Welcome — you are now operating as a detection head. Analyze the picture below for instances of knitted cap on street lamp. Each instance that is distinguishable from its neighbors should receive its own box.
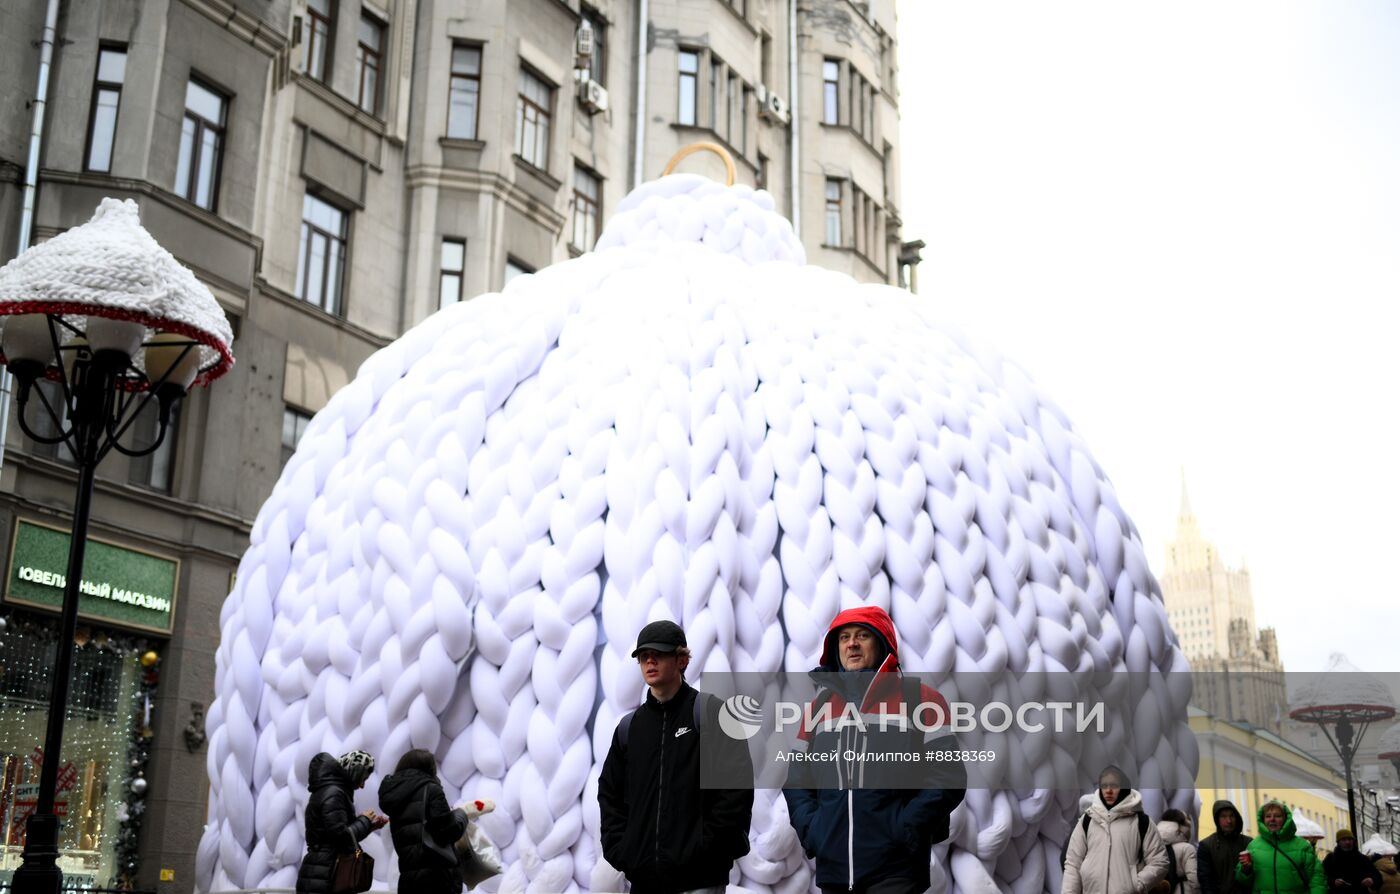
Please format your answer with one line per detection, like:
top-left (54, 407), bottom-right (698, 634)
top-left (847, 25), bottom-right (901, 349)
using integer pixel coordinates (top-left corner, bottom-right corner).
top-left (0, 198), bottom-right (234, 392)
top-left (1289, 654), bottom-right (1396, 727)
top-left (1289, 653), bottom-right (1395, 839)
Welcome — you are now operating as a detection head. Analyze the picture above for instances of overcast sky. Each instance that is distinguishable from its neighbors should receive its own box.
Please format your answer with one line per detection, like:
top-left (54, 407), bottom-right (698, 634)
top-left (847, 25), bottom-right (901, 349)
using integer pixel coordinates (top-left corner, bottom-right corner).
top-left (897, 1), bottom-right (1400, 674)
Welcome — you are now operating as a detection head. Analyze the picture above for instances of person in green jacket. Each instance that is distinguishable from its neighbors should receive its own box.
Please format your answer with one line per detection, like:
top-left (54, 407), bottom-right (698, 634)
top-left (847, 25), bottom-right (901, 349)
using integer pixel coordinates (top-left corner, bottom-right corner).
top-left (1235, 801), bottom-right (1326, 894)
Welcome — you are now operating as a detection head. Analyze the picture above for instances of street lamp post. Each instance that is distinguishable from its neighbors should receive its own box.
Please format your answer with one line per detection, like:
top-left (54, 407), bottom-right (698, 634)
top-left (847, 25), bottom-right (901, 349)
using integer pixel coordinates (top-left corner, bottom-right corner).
top-left (1289, 655), bottom-right (1396, 838)
top-left (0, 198), bottom-right (233, 893)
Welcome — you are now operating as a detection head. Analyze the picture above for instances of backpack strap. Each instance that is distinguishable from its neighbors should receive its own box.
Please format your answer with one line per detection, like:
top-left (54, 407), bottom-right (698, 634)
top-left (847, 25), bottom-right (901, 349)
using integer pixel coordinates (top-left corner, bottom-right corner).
top-left (618, 690), bottom-right (711, 748)
top-left (617, 709), bottom-right (636, 749)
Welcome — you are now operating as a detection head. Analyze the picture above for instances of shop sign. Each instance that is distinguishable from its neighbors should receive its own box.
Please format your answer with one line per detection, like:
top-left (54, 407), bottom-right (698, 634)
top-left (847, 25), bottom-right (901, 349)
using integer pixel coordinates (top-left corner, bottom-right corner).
top-left (4, 520), bottom-right (179, 634)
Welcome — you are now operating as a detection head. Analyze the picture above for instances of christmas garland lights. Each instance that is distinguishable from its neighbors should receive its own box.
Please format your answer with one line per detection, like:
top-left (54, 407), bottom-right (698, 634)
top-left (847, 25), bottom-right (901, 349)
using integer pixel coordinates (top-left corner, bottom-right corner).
top-left (0, 610), bottom-right (158, 889)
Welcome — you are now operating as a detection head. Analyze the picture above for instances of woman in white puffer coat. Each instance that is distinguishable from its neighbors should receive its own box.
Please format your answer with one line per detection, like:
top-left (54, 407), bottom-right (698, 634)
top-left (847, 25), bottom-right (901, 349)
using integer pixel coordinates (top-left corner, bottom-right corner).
top-left (1063, 766), bottom-right (1170, 894)
top-left (1158, 809), bottom-right (1202, 894)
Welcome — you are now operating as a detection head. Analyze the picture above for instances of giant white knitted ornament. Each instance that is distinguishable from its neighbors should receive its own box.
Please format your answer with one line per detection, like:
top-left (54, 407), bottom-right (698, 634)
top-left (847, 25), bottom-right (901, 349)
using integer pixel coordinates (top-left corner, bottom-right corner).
top-left (197, 173), bottom-right (1196, 894)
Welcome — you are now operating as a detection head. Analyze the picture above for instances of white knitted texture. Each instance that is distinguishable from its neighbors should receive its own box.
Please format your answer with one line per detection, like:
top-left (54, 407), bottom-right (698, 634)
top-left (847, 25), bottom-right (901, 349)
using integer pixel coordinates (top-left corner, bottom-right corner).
top-left (198, 175), bottom-right (1196, 894)
top-left (1292, 653), bottom-right (1394, 715)
top-left (0, 198), bottom-right (234, 375)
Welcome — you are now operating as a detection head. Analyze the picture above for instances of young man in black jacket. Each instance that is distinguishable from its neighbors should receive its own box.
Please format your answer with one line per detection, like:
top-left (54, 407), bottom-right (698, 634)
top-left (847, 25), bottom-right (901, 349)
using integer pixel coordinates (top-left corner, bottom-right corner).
top-left (597, 620), bottom-right (754, 894)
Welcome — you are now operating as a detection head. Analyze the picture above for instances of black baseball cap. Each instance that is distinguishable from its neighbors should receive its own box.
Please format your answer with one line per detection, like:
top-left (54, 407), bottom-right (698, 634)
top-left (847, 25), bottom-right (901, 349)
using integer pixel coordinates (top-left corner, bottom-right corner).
top-left (631, 620), bottom-right (686, 657)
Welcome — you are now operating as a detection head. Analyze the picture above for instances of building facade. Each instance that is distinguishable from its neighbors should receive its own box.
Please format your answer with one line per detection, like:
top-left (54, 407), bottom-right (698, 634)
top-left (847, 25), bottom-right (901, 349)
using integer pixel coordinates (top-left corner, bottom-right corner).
top-left (1161, 475), bottom-right (1286, 730)
top-left (0, 0), bottom-right (908, 887)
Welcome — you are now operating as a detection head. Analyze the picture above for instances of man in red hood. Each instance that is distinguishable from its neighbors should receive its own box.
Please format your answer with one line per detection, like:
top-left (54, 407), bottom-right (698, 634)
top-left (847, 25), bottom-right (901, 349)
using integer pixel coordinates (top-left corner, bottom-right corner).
top-left (783, 606), bottom-right (966, 894)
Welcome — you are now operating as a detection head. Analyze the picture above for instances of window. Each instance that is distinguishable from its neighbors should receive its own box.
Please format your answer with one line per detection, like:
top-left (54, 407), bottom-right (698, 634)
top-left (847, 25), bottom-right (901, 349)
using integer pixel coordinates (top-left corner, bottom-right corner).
top-left (282, 408), bottom-right (312, 466)
top-left (823, 59), bottom-right (840, 124)
top-left (739, 85), bottom-right (749, 155)
top-left (447, 43), bottom-right (481, 140)
top-left (824, 179), bottom-right (842, 246)
top-left (848, 68), bottom-right (876, 143)
top-left (354, 13), bottom-right (384, 114)
top-left (678, 50), bottom-right (699, 126)
top-left (85, 46), bottom-right (127, 173)
top-left (856, 76), bottom-right (868, 142)
top-left (439, 238), bottom-right (465, 310)
top-left (708, 57), bottom-right (722, 132)
top-left (175, 79), bottom-right (227, 211)
top-left (760, 35), bottom-right (773, 87)
top-left (580, 8), bottom-right (606, 86)
top-left (305, 0), bottom-right (334, 82)
top-left (295, 193), bottom-right (348, 314)
top-left (571, 166), bottom-right (601, 252)
top-left (850, 71), bottom-right (862, 134)
top-left (505, 258), bottom-right (533, 285)
top-left (883, 142), bottom-right (894, 201)
top-left (853, 186), bottom-right (865, 255)
top-left (728, 77), bottom-right (741, 151)
top-left (514, 66), bottom-right (553, 169)
top-left (851, 185), bottom-right (881, 263)
top-left (127, 400), bottom-right (179, 492)
top-left (756, 153), bottom-right (768, 191)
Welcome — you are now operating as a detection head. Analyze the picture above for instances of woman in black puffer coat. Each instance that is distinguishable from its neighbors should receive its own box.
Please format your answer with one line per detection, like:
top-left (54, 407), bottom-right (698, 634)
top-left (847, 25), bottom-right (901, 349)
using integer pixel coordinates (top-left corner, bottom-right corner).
top-left (378, 749), bottom-right (468, 894)
top-left (296, 750), bottom-right (387, 893)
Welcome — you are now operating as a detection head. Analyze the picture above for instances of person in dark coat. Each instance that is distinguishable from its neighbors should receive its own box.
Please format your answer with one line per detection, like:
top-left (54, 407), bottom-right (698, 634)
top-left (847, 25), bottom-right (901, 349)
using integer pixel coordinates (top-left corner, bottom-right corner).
top-left (1198, 799), bottom-right (1252, 894)
top-left (378, 748), bottom-right (469, 894)
top-left (296, 750), bottom-right (387, 894)
top-left (1324, 830), bottom-right (1382, 892)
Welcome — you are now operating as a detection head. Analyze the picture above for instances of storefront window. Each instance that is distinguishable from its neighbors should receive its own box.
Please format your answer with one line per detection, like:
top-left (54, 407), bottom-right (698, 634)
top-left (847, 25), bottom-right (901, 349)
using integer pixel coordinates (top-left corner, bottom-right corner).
top-left (0, 615), bottom-right (150, 889)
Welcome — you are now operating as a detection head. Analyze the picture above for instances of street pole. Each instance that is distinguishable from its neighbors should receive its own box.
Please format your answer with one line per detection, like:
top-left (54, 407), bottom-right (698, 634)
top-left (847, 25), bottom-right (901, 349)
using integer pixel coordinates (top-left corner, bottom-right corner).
top-left (12, 361), bottom-right (113, 894)
top-left (9, 360), bottom-right (119, 889)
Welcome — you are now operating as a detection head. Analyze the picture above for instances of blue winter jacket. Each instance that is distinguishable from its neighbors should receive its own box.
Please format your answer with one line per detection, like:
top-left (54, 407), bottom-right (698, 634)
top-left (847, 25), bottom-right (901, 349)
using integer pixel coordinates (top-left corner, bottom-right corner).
top-left (783, 606), bottom-right (966, 889)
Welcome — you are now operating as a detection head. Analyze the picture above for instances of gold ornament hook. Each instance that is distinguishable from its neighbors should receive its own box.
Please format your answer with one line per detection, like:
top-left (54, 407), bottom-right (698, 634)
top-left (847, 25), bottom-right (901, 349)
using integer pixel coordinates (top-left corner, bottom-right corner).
top-left (662, 142), bottom-right (737, 186)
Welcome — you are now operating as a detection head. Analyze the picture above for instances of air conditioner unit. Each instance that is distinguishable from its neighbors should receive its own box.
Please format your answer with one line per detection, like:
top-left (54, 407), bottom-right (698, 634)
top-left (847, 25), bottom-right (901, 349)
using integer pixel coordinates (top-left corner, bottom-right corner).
top-left (754, 83), bottom-right (769, 105)
top-left (575, 21), bottom-right (595, 69)
top-left (580, 78), bottom-right (609, 114)
top-left (760, 92), bottom-right (790, 125)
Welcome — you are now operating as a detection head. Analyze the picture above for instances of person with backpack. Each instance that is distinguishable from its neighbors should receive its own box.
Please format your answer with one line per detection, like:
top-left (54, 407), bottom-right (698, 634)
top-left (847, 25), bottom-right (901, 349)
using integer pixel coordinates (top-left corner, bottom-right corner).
top-left (783, 606), bottom-right (966, 894)
top-left (597, 620), bottom-right (754, 893)
top-left (1198, 800), bottom-right (1252, 894)
top-left (1156, 809), bottom-right (1201, 894)
top-left (1234, 800), bottom-right (1324, 894)
top-left (1324, 830), bottom-right (1382, 892)
top-left (1061, 765), bottom-right (1169, 894)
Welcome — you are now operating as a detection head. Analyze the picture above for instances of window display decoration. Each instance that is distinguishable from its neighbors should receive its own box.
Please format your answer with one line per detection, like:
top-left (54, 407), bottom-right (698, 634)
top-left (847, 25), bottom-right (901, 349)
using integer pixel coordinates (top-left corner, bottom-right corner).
top-left (0, 610), bottom-right (157, 889)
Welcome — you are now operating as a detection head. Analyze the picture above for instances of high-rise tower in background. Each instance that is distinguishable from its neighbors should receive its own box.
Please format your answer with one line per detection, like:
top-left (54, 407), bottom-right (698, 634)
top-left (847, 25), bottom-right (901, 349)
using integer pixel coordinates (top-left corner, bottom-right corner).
top-left (1160, 473), bottom-right (1286, 730)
